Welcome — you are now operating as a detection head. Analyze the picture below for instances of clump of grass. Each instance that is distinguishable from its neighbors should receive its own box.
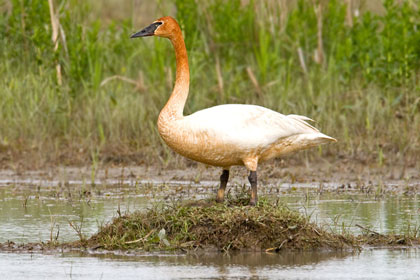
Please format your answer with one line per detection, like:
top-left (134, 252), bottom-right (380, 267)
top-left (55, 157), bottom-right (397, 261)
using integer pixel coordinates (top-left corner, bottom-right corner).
top-left (87, 196), bottom-right (358, 252)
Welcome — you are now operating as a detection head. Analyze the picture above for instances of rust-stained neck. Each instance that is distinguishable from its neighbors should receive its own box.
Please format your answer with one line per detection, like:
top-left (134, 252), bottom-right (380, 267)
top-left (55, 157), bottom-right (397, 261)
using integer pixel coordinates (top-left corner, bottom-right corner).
top-left (159, 20), bottom-right (189, 120)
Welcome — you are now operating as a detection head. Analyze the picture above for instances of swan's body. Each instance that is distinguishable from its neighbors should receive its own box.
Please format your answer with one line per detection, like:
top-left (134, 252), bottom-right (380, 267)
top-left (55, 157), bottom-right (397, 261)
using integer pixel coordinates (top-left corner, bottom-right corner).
top-left (132, 16), bottom-right (336, 205)
top-left (158, 104), bottom-right (334, 168)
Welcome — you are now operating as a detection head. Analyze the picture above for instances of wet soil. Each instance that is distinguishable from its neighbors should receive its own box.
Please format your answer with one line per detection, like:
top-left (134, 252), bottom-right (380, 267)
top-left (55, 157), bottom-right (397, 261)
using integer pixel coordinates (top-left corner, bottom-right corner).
top-left (1, 159), bottom-right (419, 192)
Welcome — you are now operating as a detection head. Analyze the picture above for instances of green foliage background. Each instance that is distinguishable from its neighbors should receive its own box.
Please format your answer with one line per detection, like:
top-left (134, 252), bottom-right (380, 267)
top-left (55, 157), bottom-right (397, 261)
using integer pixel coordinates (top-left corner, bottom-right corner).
top-left (0, 0), bottom-right (419, 167)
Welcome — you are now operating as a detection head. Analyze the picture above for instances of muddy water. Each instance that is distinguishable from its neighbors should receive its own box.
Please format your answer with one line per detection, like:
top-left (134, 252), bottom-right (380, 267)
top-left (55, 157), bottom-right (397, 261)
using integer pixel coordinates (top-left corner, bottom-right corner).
top-left (1, 180), bottom-right (420, 279)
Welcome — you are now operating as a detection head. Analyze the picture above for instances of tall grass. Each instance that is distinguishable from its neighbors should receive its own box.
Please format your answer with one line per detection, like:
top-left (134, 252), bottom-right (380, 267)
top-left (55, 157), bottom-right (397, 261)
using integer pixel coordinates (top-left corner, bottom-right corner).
top-left (0, 0), bottom-right (419, 168)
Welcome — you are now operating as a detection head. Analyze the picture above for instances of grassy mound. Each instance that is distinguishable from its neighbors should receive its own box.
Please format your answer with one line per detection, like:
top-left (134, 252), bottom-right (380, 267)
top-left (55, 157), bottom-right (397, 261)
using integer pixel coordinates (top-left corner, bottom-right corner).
top-left (87, 198), bottom-right (358, 252)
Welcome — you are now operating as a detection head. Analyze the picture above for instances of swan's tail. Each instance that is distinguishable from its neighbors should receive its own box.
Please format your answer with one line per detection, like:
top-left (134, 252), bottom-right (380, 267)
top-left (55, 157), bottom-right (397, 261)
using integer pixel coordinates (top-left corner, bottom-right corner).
top-left (313, 132), bottom-right (337, 144)
top-left (292, 132), bottom-right (337, 152)
top-left (287, 114), bottom-right (337, 144)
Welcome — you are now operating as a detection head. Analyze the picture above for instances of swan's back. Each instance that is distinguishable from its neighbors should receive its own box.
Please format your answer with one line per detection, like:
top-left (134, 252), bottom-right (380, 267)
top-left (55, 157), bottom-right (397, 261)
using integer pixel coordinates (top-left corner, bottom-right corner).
top-left (183, 104), bottom-right (334, 151)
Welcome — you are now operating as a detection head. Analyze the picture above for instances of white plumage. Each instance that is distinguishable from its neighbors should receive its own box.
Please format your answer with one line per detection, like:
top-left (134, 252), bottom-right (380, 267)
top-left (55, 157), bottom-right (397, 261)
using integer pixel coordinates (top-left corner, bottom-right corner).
top-left (186, 104), bottom-right (333, 150)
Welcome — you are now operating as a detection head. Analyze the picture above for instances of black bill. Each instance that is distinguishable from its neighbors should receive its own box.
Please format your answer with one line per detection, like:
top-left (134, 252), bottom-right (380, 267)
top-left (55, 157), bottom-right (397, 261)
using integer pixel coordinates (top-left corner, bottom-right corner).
top-left (130, 22), bottom-right (162, 38)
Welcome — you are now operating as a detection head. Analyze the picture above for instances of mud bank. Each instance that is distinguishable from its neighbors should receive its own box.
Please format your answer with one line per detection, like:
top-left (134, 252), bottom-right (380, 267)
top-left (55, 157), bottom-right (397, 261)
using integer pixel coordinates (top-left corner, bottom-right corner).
top-left (1, 159), bottom-right (419, 193)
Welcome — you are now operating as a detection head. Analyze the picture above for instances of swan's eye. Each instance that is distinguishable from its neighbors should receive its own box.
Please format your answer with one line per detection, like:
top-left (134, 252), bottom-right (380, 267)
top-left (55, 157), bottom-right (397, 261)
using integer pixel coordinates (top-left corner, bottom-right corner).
top-left (153, 22), bottom-right (163, 31)
top-left (150, 22), bottom-right (163, 31)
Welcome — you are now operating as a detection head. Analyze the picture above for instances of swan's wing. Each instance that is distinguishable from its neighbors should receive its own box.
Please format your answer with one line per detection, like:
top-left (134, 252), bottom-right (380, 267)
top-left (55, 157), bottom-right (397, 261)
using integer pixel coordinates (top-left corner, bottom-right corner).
top-left (183, 104), bottom-right (332, 149)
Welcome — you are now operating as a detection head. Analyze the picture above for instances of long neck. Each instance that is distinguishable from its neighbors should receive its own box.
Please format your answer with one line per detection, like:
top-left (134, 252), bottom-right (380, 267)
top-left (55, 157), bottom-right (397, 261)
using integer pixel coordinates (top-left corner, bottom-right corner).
top-left (161, 31), bottom-right (189, 119)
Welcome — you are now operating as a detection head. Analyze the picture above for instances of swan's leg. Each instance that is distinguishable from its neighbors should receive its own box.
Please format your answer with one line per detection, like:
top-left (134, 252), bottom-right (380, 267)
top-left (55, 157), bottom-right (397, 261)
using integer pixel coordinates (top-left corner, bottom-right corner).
top-left (216, 169), bottom-right (229, 203)
top-left (248, 171), bottom-right (258, 206)
top-left (243, 157), bottom-right (259, 206)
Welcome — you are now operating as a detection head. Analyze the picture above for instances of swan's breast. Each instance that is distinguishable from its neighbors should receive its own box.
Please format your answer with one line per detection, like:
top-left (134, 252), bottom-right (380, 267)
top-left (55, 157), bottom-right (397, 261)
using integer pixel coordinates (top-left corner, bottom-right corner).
top-left (157, 114), bottom-right (244, 167)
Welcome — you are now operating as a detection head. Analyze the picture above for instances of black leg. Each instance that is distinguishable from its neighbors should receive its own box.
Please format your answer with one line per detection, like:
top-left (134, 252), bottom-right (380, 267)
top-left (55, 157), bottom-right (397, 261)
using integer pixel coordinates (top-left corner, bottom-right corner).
top-left (248, 171), bottom-right (258, 206)
top-left (216, 169), bottom-right (229, 203)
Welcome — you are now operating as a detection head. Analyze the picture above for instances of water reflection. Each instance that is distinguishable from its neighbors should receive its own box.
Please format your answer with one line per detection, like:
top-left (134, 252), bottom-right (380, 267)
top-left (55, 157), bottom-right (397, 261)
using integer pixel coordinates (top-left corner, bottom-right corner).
top-left (303, 195), bottom-right (420, 234)
top-left (0, 185), bottom-right (149, 243)
top-left (84, 250), bottom-right (354, 279)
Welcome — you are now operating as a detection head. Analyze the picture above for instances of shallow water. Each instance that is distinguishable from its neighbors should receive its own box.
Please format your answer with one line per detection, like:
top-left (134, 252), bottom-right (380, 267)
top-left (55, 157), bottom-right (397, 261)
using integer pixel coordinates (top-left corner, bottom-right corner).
top-left (1, 180), bottom-right (419, 279)
top-left (1, 249), bottom-right (420, 279)
top-left (0, 181), bottom-right (419, 243)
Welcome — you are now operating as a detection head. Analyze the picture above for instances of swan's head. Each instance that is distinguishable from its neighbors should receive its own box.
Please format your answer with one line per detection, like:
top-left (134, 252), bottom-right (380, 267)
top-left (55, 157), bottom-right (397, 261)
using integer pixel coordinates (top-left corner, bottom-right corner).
top-left (130, 16), bottom-right (180, 39)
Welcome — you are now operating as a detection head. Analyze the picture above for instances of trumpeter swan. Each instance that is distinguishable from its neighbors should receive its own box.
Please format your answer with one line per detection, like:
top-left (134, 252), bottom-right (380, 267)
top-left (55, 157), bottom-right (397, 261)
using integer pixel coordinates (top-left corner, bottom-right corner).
top-left (131, 16), bottom-right (336, 205)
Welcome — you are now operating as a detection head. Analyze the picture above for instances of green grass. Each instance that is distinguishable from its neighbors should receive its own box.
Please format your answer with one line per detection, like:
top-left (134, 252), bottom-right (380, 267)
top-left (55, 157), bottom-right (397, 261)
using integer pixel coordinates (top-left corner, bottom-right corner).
top-left (86, 196), bottom-right (359, 251)
top-left (0, 0), bottom-right (419, 168)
